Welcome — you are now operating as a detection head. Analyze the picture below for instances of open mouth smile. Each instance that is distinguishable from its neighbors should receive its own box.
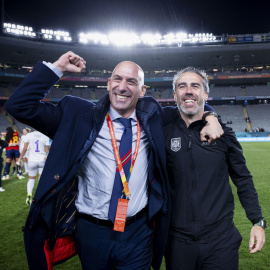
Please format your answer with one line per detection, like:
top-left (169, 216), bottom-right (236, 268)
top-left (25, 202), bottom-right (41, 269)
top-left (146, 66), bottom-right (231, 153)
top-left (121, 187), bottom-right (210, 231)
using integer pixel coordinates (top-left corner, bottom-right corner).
top-left (184, 99), bottom-right (195, 104)
top-left (115, 94), bottom-right (129, 100)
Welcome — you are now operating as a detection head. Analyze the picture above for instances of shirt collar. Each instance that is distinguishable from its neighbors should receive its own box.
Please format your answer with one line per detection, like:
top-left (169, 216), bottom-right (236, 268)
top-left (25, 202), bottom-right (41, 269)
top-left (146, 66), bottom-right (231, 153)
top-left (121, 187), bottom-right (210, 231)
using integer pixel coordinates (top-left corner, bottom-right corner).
top-left (109, 106), bottom-right (136, 122)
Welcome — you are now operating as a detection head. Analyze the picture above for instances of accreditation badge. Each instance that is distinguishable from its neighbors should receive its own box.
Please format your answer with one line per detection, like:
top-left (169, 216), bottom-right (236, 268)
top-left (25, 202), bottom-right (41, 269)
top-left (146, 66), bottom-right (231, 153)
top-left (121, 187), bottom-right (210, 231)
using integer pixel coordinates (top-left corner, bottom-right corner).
top-left (113, 198), bottom-right (129, 232)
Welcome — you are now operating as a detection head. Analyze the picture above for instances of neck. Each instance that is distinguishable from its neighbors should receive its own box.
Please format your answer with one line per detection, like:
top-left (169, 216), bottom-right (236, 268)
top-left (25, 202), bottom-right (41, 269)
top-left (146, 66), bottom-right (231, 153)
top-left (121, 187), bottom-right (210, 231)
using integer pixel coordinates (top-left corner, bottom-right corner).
top-left (119, 112), bottom-right (133, 119)
top-left (110, 105), bottom-right (135, 119)
top-left (180, 110), bottom-right (204, 127)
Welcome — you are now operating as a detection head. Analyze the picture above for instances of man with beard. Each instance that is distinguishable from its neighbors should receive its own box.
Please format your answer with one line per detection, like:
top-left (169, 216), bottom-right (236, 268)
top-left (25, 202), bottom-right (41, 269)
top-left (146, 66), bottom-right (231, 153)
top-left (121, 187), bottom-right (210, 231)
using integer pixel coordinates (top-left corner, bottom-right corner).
top-left (6, 53), bottom-right (222, 270)
top-left (164, 67), bottom-right (266, 270)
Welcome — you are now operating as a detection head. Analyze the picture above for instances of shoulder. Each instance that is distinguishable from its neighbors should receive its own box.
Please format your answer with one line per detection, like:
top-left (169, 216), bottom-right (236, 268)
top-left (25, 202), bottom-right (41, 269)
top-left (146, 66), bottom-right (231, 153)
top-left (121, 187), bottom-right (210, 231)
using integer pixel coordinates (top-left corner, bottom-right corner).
top-left (163, 106), bottom-right (179, 126)
top-left (58, 95), bottom-right (96, 112)
top-left (140, 96), bottom-right (162, 108)
top-left (141, 96), bottom-right (159, 103)
top-left (219, 124), bottom-right (240, 146)
top-left (25, 132), bottom-right (33, 140)
top-left (136, 96), bottom-right (163, 117)
top-left (222, 124), bottom-right (236, 137)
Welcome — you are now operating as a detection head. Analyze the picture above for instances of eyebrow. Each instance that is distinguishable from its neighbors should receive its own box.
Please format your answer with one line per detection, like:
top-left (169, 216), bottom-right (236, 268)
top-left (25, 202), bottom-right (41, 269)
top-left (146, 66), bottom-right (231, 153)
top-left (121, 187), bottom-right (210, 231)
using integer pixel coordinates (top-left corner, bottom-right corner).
top-left (113, 74), bottom-right (138, 85)
top-left (177, 82), bottom-right (201, 87)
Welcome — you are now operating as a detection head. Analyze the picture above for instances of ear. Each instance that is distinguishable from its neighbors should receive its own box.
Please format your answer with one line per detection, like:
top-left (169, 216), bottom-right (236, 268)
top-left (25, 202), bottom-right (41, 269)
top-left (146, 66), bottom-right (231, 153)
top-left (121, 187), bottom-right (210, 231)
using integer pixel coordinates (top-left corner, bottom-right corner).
top-left (139, 85), bottom-right (147, 97)
top-left (204, 91), bottom-right (209, 102)
top-left (173, 91), bottom-right (177, 103)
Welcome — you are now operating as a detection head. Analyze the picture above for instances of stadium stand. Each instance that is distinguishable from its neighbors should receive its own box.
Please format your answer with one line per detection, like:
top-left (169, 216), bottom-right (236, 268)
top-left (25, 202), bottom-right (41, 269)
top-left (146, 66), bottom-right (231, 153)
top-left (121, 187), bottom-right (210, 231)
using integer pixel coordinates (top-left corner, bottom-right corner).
top-left (6, 85), bottom-right (16, 95)
top-left (45, 87), bottom-right (65, 99)
top-left (245, 85), bottom-right (270, 96)
top-left (1, 29), bottom-right (270, 137)
top-left (95, 88), bottom-right (109, 99)
top-left (246, 104), bottom-right (270, 131)
top-left (0, 87), bottom-right (7, 97)
top-left (209, 86), bottom-right (243, 98)
top-left (212, 105), bottom-right (248, 132)
top-left (159, 88), bottom-right (173, 99)
top-left (0, 112), bottom-right (11, 132)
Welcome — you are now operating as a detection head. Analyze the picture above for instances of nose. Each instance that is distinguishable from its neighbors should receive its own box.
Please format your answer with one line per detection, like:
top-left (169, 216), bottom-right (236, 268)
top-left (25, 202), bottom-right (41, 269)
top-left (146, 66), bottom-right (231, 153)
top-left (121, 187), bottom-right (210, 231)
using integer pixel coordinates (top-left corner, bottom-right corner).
top-left (186, 85), bottom-right (192, 94)
top-left (118, 80), bottom-right (127, 91)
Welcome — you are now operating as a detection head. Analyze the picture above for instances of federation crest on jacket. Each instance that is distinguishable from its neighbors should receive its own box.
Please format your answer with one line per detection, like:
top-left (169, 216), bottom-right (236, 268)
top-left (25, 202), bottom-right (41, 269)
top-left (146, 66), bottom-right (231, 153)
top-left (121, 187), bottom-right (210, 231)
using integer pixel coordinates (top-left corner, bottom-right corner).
top-left (171, 137), bottom-right (181, 152)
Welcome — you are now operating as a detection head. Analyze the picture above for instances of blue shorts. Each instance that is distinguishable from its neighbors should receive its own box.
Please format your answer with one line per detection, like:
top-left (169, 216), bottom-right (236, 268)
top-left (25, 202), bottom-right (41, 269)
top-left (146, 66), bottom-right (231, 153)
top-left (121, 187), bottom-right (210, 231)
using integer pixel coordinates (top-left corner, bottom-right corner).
top-left (6, 149), bottom-right (20, 159)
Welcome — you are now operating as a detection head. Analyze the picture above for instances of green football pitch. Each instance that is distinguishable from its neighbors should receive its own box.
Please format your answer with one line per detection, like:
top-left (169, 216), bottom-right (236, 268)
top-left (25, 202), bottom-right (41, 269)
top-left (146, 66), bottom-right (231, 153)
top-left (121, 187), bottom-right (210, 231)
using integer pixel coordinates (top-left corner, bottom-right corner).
top-left (0, 142), bottom-right (269, 269)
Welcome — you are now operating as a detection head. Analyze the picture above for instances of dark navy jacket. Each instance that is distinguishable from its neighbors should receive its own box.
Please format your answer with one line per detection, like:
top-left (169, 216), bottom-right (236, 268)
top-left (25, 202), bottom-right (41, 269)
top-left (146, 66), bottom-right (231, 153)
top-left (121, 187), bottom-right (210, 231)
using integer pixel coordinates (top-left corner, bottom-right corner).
top-left (5, 63), bottom-right (170, 269)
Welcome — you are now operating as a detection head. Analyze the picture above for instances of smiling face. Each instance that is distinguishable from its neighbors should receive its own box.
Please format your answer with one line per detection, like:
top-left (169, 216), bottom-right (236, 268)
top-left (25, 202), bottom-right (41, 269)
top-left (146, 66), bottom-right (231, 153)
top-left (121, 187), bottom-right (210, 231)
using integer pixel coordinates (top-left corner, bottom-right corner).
top-left (107, 61), bottom-right (146, 118)
top-left (174, 72), bottom-right (208, 121)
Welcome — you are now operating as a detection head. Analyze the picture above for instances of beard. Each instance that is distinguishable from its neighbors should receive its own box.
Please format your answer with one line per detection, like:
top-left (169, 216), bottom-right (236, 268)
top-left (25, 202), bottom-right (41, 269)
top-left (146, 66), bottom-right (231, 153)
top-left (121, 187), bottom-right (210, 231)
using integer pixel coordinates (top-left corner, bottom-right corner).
top-left (176, 94), bottom-right (205, 116)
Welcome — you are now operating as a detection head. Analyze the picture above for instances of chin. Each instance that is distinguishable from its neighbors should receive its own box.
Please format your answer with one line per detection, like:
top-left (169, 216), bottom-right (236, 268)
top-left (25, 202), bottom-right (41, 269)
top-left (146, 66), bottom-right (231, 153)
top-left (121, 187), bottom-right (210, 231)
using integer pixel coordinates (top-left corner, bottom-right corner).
top-left (179, 106), bottom-right (198, 116)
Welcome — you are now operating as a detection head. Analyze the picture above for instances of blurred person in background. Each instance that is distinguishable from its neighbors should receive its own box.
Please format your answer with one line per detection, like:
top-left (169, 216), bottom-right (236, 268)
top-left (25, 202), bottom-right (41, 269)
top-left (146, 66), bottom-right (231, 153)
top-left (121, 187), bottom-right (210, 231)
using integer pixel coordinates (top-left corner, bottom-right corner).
top-left (18, 130), bottom-right (50, 206)
top-left (20, 127), bottom-right (32, 175)
top-left (2, 127), bottom-right (24, 180)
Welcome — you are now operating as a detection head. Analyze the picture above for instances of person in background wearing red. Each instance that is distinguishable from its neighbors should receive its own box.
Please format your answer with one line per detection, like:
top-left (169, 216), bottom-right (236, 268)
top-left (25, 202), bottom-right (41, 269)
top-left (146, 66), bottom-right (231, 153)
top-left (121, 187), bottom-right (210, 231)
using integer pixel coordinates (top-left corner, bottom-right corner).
top-left (2, 127), bottom-right (24, 180)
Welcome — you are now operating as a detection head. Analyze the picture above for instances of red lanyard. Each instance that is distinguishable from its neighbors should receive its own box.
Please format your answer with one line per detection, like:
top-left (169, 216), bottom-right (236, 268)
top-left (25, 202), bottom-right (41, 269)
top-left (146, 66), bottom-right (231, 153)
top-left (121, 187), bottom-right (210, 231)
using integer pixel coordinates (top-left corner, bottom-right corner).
top-left (106, 112), bottom-right (141, 199)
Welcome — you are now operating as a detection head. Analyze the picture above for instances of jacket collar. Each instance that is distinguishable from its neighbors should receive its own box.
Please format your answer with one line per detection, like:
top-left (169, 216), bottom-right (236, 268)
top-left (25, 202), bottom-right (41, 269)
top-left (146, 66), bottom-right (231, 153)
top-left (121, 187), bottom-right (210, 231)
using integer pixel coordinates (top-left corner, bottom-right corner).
top-left (136, 97), bottom-right (160, 123)
top-left (92, 94), bottom-right (159, 124)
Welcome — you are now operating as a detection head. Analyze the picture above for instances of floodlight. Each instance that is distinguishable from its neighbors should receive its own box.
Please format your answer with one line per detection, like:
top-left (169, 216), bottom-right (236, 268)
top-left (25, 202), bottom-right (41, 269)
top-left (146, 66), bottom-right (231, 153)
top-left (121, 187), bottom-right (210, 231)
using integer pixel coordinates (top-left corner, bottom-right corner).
top-left (141, 33), bottom-right (162, 45)
top-left (41, 27), bottom-right (71, 42)
top-left (64, 36), bottom-right (72, 41)
top-left (79, 33), bottom-right (88, 44)
top-left (108, 31), bottom-right (140, 46)
top-left (176, 32), bottom-right (187, 40)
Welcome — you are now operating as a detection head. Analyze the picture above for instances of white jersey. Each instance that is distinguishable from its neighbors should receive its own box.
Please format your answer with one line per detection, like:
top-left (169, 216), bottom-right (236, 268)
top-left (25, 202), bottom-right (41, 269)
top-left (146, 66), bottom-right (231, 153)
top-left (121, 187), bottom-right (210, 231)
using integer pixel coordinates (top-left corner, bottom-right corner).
top-left (20, 134), bottom-right (29, 157)
top-left (20, 135), bottom-right (26, 152)
top-left (25, 131), bottom-right (50, 161)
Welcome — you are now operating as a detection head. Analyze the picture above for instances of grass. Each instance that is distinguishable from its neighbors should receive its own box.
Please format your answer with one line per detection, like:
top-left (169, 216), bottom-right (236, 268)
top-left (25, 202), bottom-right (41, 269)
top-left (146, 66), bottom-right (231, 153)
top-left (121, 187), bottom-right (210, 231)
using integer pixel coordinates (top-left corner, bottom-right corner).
top-left (0, 142), bottom-right (269, 269)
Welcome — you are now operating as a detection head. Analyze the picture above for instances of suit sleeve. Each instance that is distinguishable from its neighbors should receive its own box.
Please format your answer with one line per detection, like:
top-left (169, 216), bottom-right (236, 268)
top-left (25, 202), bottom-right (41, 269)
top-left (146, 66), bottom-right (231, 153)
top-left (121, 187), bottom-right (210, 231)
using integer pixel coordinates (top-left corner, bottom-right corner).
top-left (223, 127), bottom-right (263, 224)
top-left (5, 62), bottom-right (64, 139)
top-left (204, 103), bottom-right (215, 112)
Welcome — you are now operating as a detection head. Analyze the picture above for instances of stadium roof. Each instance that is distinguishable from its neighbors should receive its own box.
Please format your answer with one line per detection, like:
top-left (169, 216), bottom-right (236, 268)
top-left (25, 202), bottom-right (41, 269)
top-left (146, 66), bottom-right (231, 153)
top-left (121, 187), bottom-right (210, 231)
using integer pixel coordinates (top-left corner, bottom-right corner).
top-left (1, 35), bottom-right (270, 71)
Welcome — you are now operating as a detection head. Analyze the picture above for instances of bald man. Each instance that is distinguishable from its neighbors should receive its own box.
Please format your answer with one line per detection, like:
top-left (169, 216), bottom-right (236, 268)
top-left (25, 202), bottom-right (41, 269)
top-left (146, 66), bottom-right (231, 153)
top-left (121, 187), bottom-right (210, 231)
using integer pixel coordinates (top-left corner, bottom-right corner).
top-left (6, 52), bottom-right (222, 270)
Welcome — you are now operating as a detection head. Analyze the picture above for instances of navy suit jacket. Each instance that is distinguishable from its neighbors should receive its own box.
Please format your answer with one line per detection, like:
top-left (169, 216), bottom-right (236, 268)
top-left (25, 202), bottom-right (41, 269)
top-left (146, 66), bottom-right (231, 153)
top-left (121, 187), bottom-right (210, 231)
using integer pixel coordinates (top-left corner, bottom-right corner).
top-left (5, 63), bottom-right (170, 269)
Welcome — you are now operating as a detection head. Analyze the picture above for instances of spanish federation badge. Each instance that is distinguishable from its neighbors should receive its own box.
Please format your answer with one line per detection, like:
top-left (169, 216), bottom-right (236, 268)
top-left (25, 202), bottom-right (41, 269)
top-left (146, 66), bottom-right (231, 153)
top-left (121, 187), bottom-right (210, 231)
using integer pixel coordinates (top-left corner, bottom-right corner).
top-left (171, 137), bottom-right (181, 152)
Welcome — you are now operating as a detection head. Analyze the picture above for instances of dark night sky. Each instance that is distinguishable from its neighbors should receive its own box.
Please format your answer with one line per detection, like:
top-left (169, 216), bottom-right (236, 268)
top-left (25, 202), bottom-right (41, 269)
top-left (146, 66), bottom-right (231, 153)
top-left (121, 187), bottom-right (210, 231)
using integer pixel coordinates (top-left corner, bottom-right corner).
top-left (3, 0), bottom-right (270, 36)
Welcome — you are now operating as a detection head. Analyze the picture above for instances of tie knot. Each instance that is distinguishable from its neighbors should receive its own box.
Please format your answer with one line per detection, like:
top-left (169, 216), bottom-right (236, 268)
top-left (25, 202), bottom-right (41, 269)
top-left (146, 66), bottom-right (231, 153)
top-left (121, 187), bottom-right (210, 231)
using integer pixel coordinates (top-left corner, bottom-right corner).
top-left (119, 118), bottom-right (132, 129)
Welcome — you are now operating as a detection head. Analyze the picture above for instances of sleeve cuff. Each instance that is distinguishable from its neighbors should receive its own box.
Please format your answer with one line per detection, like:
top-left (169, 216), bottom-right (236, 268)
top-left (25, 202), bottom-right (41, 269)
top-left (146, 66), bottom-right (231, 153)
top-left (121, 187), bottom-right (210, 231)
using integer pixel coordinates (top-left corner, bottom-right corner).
top-left (42, 61), bottom-right (63, 78)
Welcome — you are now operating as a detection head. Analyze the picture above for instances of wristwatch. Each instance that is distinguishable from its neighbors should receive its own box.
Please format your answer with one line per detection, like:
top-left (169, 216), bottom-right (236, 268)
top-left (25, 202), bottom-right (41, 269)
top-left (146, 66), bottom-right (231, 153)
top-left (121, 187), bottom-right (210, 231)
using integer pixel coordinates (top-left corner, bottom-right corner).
top-left (253, 219), bottom-right (267, 229)
top-left (202, 111), bottom-right (219, 121)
